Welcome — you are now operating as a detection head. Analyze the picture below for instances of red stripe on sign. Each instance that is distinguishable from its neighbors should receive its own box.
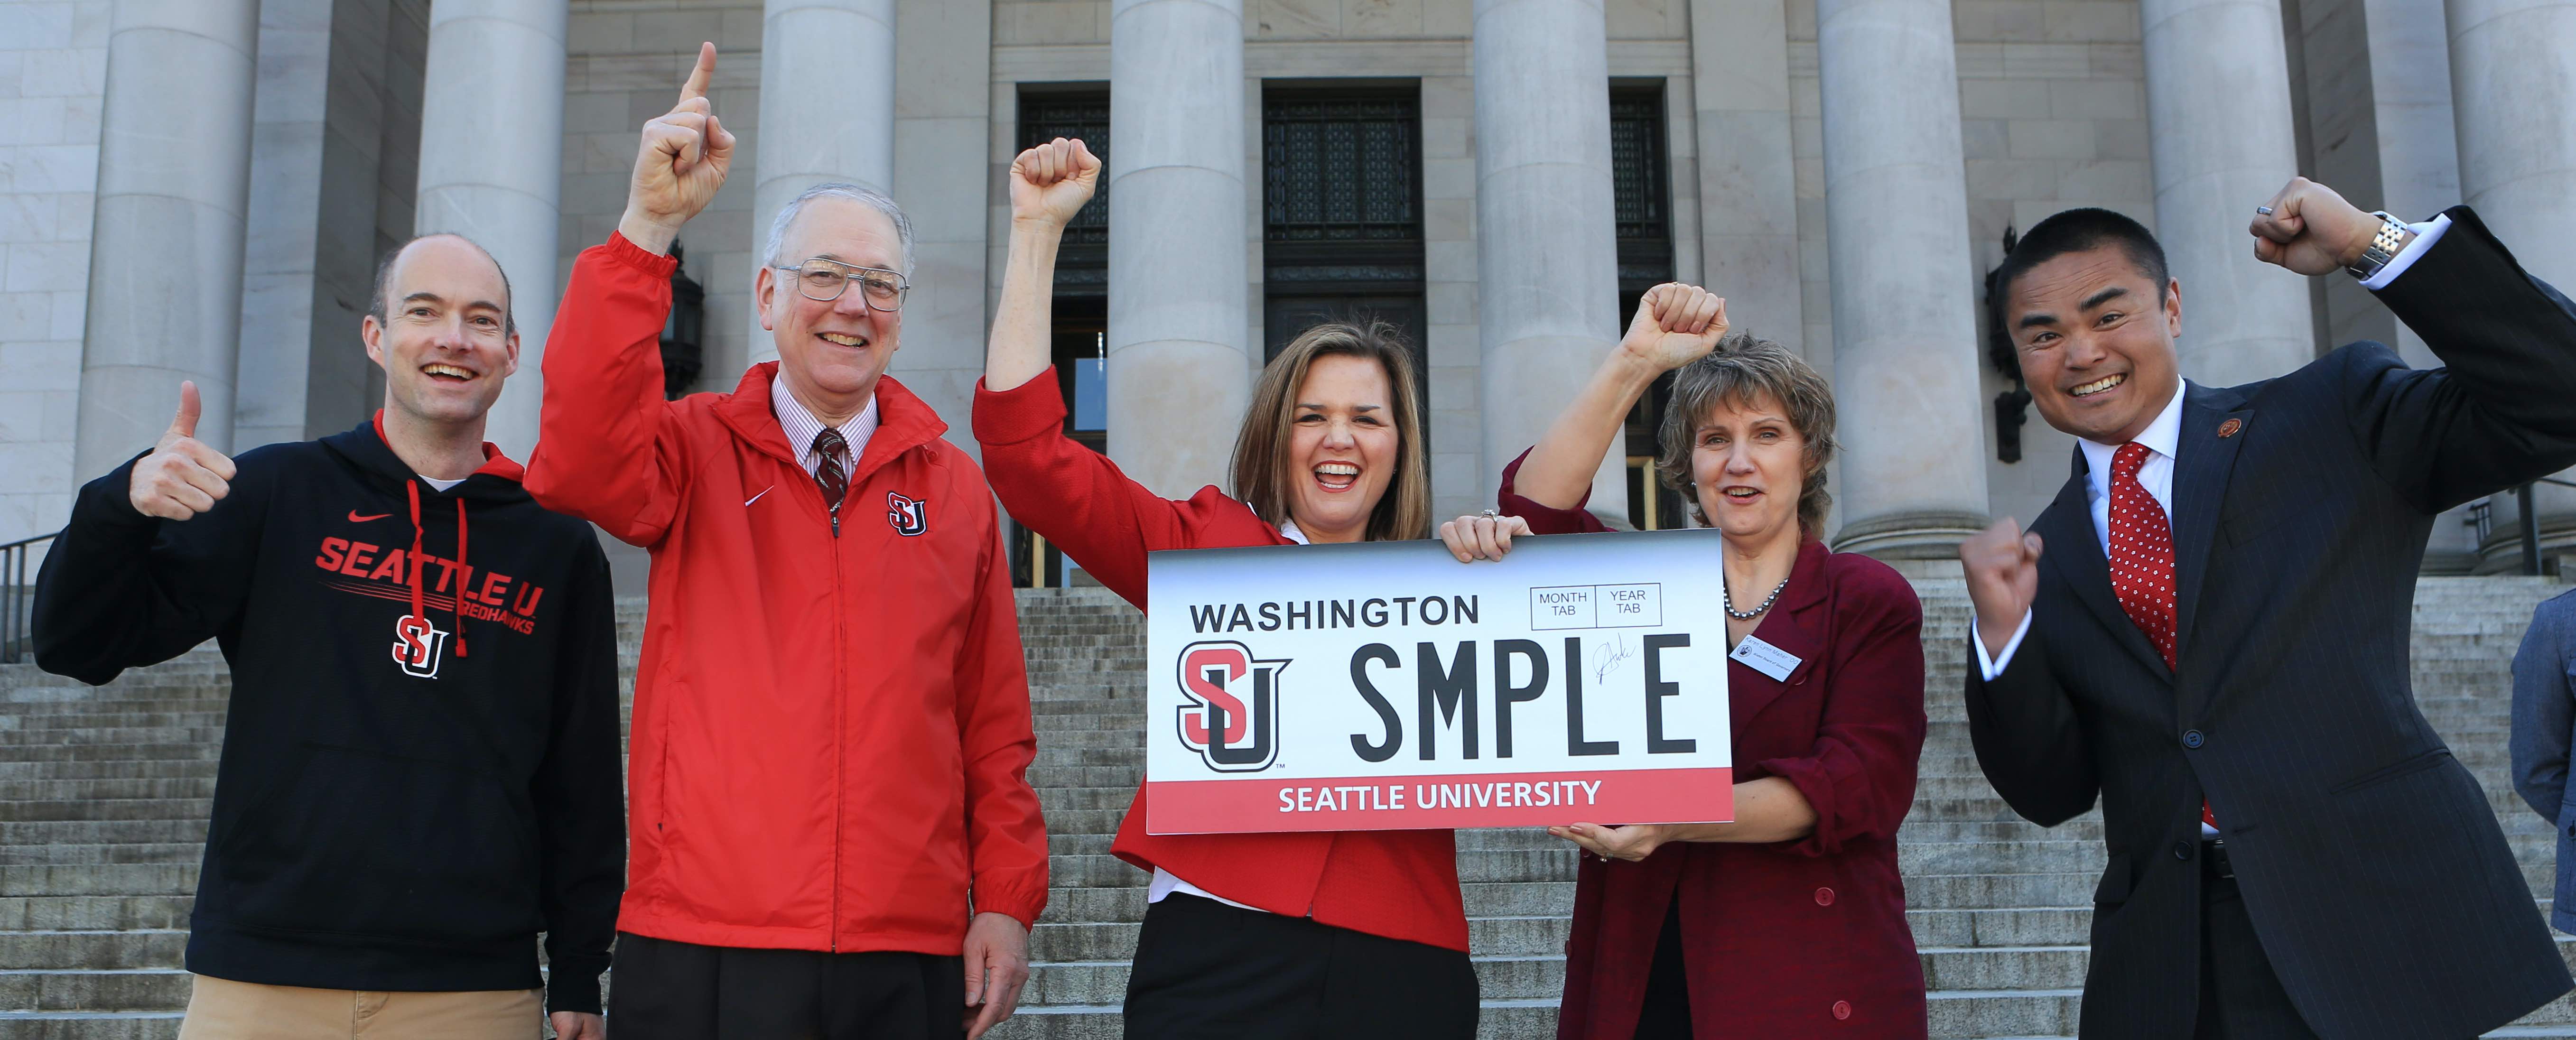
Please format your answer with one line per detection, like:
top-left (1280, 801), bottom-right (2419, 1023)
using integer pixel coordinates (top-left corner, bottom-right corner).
top-left (1146, 768), bottom-right (1734, 835)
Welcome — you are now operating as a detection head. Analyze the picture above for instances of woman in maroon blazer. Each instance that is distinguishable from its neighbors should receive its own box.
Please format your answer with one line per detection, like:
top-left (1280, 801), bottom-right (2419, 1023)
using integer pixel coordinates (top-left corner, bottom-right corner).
top-left (1442, 292), bottom-right (1928, 1039)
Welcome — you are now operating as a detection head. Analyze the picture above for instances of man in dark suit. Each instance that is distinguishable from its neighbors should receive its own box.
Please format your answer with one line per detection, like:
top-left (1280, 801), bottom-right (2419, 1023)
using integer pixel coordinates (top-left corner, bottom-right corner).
top-left (1960, 177), bottom-right (2576, 1039)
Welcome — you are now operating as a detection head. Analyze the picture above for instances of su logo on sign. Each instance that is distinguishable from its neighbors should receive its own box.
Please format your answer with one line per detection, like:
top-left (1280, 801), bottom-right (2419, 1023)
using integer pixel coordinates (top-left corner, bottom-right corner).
top-left (1175, 641), bottom-right (1287, 772)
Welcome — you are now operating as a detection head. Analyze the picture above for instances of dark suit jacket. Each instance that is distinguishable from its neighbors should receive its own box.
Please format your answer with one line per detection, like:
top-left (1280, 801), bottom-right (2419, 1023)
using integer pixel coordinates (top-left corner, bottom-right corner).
top-left (2510, 588), bottom-right (2576, 934)
top-left (1966, 207), bottom-right (2576, 1040)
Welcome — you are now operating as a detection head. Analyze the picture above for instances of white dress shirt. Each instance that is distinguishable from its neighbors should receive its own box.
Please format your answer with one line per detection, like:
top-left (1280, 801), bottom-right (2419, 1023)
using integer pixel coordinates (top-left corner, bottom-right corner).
top-left (772, 375), bottom-right (879, 479)
top-left (1145, 519), bottom-right (1311, 914)
top-left (1972, 212), bottom-right (2452, 679)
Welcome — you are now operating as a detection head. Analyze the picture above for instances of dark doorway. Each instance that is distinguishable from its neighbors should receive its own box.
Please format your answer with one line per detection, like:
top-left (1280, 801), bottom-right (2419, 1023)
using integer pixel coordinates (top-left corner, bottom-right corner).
top-left (1014, 86), bottom-right (1113, 587)
top-left (1612, 83), bottom-right (1686, 529)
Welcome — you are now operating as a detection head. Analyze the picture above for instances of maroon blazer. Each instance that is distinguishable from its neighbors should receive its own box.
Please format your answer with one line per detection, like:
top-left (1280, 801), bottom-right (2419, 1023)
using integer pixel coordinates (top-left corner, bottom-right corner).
top-left (1499, 458), bottom-right (1929, 1039)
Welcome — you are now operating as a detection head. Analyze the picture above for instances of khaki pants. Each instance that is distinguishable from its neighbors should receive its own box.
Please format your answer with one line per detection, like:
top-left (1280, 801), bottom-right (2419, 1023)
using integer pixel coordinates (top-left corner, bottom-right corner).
top-left (177, 975), bottom-right (542, 1040)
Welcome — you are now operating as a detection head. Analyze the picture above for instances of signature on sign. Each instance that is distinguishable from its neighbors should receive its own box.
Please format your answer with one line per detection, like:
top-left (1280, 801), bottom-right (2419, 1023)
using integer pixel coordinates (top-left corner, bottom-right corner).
top-left (1592, 632), bottom-right (1636, 686)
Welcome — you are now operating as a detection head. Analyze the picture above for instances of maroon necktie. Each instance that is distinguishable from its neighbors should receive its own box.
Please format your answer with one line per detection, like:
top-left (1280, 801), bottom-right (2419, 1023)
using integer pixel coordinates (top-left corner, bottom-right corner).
top-left (813, 428), bottom-right (848, 512)
top-left (2108, 442), bottom-right (2213, 828)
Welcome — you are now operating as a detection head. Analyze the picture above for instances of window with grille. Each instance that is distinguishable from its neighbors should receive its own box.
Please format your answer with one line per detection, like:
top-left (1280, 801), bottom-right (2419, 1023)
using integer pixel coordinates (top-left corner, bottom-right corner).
top-left (1019, 89), bottom-right (1111, 294)
top-left (1261, 84), bottom-right (1429, 418)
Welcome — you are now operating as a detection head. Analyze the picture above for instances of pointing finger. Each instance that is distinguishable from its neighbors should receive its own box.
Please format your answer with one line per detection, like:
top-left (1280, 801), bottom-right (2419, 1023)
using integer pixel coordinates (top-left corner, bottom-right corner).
top-left (678, 42), bottom-right (716, 103)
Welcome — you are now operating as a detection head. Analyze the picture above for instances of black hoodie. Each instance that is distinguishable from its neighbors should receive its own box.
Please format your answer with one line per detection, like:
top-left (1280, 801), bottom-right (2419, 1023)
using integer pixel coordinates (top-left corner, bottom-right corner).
top-left (33, 416), bottom-right (623, 1014)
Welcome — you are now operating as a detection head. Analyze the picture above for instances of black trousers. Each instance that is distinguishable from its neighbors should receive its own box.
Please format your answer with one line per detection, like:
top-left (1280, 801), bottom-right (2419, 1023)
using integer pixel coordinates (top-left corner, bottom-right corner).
top-left (2194, 846), bottom-right (2320, 1040)
top-left (1633, 904), bottom-right (1692, 1039)
top-left (1121, 893), bottom-right (1480, 1040)
top-left (606, 931), bottom-right (966, 1040)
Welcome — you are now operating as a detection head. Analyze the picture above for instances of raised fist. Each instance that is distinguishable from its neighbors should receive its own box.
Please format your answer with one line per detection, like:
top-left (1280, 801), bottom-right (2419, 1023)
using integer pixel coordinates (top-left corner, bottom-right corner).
top-left (1008, 137), bottom-right (1101, 230)
top-left (1959, 517), bottom-right (2042, 657)
top-left (619, 43), bottom-right (735, 256)
top-left (128, 381), bottom-right (238, 522)
top-left (2248, 176), bottom-right (2395, 277)
top-left (1618, 282), bottom-right (1728, 372)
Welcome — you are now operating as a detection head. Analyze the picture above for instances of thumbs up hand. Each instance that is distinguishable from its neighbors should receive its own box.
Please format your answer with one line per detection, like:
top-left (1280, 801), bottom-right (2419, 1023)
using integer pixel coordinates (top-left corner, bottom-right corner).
top-left (619, 42), bottom-right (735, 256)
top-left (129, 381), bottom-right (238, 521)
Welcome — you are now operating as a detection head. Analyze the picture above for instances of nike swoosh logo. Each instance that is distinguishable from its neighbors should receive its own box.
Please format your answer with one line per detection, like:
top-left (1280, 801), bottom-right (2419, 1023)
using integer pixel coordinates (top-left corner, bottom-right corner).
top-left (745, 486), bottom-right (773, 507)
top-left (349, 511), bottom-right (391, 522)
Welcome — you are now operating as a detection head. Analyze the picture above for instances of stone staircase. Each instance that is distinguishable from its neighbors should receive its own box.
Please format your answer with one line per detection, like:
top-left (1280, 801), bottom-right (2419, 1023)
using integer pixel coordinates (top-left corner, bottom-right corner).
top-left (2, 576), bottom-right (2572, 1039)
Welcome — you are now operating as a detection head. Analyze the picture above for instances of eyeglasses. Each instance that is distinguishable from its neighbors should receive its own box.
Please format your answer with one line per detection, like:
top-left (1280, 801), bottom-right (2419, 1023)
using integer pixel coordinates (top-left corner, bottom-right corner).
top-left (774, 258), bottom-right (910, 311)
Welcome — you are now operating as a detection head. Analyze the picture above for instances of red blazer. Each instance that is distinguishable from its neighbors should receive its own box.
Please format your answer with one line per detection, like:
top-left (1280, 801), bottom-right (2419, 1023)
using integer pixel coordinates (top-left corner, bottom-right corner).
top-left (973, 370), bottom-right (1470, 952)
top-left (1500, 457), bottom-right (1929, 1039)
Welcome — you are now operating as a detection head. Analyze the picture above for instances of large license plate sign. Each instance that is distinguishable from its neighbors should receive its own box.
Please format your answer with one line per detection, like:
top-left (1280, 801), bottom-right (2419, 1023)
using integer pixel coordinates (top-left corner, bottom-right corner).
top-left (1144, 529), bottom-right (1733, 834)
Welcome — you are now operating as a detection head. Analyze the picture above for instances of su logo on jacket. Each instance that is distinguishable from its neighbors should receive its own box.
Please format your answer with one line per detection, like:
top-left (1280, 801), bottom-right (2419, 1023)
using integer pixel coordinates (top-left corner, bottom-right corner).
top-left (1176, 641), bottom-right (1286, 772)
top-left (887, 492), bottom-right (929, 537)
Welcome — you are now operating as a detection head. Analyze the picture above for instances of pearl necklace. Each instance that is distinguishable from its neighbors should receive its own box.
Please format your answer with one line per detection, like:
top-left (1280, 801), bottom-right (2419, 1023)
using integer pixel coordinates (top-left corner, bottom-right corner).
top-left (1724, 575), bottom-right (1793, 620)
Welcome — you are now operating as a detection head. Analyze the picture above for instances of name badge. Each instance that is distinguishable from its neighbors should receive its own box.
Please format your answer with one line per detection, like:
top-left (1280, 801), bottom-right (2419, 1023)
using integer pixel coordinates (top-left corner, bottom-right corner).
top-left (1730, 635), bottom-right (1802, 682)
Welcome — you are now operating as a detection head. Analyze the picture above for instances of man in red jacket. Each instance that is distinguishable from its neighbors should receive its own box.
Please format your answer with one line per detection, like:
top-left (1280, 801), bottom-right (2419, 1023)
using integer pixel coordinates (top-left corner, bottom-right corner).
top-left (524, 45), bottom-right (1046, 1040)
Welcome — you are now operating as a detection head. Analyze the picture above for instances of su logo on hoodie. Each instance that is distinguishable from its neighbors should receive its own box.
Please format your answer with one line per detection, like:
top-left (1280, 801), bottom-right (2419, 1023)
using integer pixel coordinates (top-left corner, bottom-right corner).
top-left (391, 615), bottom-right (451, 678)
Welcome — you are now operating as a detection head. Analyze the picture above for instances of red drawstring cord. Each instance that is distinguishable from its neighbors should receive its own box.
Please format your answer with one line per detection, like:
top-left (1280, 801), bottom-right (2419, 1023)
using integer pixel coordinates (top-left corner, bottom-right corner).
top-left (404, 482), bottom-right (472, 658)
top-left (405, 481), bottom-right (426, 631)
top-left (453, 498), bottom-right (469, 657)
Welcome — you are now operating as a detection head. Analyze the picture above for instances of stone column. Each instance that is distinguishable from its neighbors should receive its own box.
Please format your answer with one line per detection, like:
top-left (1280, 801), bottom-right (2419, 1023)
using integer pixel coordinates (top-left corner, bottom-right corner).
top-left (887, 0), bottom-right (992, 449)
top-left (1105, 0), bottom-right (1248, 499)
top-left (1688, 0), bottom-right (1805, 357)
top-left (415, 0), bottom-right (567, 459)
top-left (1473, 0), bottom-right (1627, 522)
top-left (1814, 0), bottom-right (1990, 557)
top-left (753, 0), bottom-right (896, 371)
top-left (2448, 0), bottom-right (2576, 565)
top-left (73, 0), bottom-right (261, 478)
top-left (2142, 0), bottom-right (2313, 386)
top-left (2360, 0), bottom-right (2460, 369)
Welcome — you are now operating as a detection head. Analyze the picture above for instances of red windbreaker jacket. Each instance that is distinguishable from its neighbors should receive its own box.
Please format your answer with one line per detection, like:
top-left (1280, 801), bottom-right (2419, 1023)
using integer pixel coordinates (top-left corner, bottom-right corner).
top-left (974, 370), bottom-right (1469, 952)
top-left (526, 233), bottom-right (1048, 953)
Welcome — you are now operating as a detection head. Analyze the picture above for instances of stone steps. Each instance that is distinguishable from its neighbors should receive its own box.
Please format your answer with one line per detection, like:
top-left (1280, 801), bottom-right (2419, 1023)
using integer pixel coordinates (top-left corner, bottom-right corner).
top-left (1, 581), bottom-right (2569, 1039)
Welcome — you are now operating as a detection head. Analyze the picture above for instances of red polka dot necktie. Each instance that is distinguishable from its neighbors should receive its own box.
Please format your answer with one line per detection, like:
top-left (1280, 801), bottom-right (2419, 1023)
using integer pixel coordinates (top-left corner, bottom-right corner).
top-left (813, 428), bottom-right (849, 513)
top-left (2107, 442), bottom-right (2176, 669)
top-left (2109, 442), bottom-right (2214, 828)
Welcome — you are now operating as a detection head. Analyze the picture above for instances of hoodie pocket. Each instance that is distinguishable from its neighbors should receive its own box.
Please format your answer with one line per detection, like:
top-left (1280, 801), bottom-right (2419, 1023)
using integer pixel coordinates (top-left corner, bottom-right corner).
top-left (217, 742), bottom-right (539, 945)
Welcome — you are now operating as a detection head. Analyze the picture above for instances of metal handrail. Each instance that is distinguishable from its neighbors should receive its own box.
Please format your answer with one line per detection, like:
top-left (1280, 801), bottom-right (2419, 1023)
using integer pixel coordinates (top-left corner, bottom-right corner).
top-left (0, 530), bottom-right (57, 664)
top-left (2513, 481), bottom-right (2576, 577)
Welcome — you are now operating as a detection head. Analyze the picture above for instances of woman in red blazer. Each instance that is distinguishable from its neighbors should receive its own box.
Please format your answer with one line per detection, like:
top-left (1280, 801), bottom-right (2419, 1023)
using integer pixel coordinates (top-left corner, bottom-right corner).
top-left (974, 139), bottom-right (1478, 1037)
top-left (1443, 297), bottom-right (1929, 1039)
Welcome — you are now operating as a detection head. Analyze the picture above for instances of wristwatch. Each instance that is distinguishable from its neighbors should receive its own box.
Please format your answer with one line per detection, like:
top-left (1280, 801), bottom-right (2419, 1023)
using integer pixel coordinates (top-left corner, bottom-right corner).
top-left (2346, 211), bottom-right (2409, 280)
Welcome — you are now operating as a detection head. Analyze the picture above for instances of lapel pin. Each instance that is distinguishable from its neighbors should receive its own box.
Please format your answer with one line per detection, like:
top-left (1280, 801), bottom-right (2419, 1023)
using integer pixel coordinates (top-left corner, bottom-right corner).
top-left (2216, 418), bottom-right (2243, 439)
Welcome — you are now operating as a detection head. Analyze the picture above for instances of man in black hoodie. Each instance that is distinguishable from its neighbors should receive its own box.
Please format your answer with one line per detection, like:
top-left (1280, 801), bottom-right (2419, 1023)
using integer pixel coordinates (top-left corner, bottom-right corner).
top-left (33, 233), bottom-right (623, 1040)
